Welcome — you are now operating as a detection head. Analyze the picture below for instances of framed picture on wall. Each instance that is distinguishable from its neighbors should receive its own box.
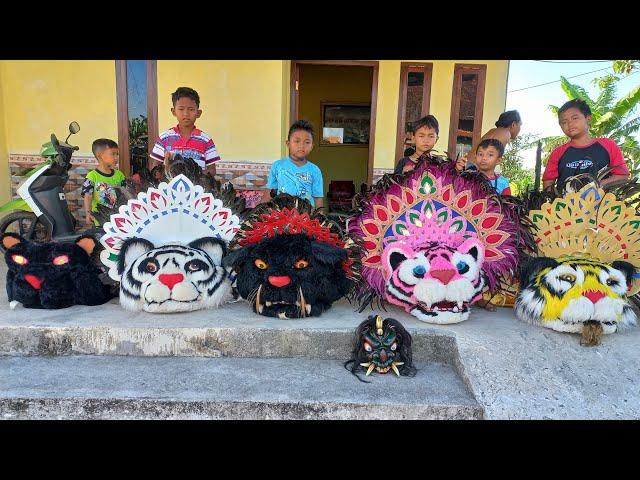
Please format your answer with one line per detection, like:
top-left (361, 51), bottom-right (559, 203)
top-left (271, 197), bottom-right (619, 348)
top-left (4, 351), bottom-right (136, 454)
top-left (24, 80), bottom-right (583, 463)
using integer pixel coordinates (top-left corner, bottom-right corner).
top-left (320, 102), bottom-right (371, 146)
top-left (322, 127), bottom-right (344, 144)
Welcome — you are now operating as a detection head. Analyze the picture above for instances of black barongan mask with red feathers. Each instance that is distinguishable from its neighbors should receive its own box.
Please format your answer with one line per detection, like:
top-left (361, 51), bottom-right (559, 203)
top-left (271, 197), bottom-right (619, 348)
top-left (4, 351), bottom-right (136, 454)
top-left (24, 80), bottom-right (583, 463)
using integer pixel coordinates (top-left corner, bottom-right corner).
top-left (223, 194), bottom-right (361, 319)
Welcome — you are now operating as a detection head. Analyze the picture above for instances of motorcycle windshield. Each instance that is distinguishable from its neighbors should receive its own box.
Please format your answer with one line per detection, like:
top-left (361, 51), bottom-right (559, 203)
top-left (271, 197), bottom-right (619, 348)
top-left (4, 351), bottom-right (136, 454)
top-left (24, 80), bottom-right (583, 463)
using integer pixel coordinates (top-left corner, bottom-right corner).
top-left (40, 142), bottom-right (57, 158)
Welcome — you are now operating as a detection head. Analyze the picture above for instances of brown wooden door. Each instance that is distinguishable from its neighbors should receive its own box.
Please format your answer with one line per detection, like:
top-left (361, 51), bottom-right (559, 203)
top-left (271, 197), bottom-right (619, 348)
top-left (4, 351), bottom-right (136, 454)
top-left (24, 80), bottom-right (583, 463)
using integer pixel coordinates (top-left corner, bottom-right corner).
top-left (115, 60), bottom-right (159, 175)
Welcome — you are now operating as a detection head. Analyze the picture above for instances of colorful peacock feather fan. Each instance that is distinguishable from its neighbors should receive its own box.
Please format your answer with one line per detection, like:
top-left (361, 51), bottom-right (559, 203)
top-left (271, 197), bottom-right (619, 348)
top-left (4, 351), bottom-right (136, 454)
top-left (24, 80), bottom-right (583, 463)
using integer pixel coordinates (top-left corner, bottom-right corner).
top-left (98, 173), bottom-right (244, 282)
top-left (349, 158), bottom-right (533, 313)
top-left (353, 151), bottom-right (450, 207)
top-left (524, 180), bottom-right (640, 295)
top-left (516, 174), bottom-right (640, 345)
top-left (92, 154), bottom-right (247, 227)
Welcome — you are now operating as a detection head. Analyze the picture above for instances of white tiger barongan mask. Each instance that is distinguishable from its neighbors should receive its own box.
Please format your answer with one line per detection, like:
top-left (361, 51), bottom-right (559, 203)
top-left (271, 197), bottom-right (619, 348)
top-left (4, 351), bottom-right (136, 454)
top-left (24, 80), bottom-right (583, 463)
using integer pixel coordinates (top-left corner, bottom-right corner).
top-left (117, 237), bottom-right (233, 313)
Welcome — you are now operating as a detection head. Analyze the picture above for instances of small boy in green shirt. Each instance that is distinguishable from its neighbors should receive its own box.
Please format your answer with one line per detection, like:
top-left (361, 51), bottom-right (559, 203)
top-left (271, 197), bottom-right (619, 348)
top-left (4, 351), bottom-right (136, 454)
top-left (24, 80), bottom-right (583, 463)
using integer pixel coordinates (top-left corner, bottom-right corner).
top-left (82, 138), bottom-right (126, 226)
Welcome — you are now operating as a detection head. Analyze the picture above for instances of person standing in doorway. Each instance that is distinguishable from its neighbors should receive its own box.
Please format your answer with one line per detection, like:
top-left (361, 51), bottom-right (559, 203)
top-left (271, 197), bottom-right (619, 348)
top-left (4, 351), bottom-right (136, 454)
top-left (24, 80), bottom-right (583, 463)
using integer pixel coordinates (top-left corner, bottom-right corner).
top-left (264, 120), bottom-right (324, 208)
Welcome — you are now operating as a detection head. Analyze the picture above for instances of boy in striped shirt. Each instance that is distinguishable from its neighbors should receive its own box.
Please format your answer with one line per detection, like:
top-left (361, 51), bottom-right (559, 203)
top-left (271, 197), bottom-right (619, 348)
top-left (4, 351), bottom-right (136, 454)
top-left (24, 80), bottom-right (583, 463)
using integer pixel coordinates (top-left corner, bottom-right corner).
top-left (150, 87), bottom-right (221, 176)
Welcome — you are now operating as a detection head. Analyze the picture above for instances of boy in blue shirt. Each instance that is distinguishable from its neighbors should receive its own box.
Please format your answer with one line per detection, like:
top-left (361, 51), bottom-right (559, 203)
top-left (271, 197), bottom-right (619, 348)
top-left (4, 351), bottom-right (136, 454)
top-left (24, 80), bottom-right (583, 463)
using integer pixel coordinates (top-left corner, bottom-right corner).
top-left (471, 138), bottom-right (511, 196)
top-left (265, 120), bottom-right (324, 207)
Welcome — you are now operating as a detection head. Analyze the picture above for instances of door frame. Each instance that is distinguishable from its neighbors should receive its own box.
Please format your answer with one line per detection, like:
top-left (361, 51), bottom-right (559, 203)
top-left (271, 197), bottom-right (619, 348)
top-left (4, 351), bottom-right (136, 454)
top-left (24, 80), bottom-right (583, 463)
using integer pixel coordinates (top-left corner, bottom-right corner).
top-left (447, 63), bottom-right (487, 157)
top-left (115, 60), bottom-right (159, 174)
top-left (395, 62), bottom-right (433, 162)
top-left (290, 60), bottom-right (379, 184)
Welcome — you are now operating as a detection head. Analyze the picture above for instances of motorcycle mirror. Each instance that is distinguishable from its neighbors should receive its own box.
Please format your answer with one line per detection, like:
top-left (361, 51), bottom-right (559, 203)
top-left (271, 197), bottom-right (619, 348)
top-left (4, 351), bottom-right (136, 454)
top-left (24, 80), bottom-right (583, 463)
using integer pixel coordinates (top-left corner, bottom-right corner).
top-left (64, 122), bottom-right (80, 144)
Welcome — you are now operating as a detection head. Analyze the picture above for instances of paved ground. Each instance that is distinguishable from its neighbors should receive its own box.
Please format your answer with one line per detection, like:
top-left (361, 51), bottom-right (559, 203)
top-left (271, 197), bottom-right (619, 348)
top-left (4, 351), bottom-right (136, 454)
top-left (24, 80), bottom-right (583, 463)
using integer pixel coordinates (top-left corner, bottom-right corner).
top-left (1, 264), bottom-right (639, 419)
top-left (0, 356), bottom-right (482, 420)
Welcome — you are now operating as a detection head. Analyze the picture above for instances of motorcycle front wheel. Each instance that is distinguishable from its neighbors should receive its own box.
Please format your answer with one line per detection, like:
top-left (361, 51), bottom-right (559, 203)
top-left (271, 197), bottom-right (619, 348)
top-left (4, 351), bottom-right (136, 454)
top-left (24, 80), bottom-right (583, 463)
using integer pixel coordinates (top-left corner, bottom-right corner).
top-left (0, 211), bottom-right (50, 248)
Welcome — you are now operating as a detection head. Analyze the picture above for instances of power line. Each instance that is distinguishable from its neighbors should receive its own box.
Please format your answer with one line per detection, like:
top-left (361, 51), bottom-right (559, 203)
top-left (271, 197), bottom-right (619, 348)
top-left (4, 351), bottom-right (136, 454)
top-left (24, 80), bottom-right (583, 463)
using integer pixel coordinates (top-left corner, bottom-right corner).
top-left (508, 67), bottom-right (613, 93)
top-left (535, 60), bottom-right (612, 64)
top-left (621, 70), bottom-right (640, 79)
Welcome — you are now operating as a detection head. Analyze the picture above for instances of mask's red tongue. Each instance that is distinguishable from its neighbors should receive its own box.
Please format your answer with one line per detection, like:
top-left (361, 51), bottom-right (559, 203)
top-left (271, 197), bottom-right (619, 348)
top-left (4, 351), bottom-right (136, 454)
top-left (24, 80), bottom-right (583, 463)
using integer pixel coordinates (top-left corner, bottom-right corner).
top-left (24, 274), bottom-right (43, 290)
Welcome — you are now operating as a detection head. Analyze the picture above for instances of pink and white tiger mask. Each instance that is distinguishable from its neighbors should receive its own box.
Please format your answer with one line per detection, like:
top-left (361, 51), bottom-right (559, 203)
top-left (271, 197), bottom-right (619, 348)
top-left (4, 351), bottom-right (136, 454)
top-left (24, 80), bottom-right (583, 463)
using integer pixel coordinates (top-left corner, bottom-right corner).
top-left (382, 236), bottom-right (485, 324)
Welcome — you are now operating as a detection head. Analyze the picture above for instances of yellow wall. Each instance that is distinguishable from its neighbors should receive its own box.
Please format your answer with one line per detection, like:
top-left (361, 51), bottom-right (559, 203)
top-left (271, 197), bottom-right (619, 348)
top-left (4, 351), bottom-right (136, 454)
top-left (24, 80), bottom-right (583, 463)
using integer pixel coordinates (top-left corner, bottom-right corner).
top-left (0, 60), bottom-right (118, 201)
top-left (298, 64), bottom-right (372, 200)
top-left (156, 61), bottom-right (286, 163)
top-left (0, 59), bottom-right (508, 203)
top-left (0, 61), bottom-right (118, 156)
top-left (373, 60), bottom-right (509, 169)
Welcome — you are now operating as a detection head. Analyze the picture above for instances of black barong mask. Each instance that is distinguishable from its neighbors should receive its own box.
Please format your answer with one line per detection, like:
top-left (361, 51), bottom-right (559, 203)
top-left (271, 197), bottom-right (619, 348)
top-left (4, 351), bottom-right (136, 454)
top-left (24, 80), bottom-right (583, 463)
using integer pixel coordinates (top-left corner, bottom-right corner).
top-left (2, 233), bottom-right (112, 309)
top-left (223, 194), bottom-right (361, 319)
top-left (345, 315), bottom-right (416, 382)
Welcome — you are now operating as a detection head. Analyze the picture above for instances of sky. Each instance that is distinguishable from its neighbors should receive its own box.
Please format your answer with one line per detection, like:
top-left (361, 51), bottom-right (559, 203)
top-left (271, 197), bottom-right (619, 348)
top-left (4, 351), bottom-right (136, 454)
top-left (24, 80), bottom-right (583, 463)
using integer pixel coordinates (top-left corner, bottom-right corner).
top-left (505, 60), bottom-right (640, 169)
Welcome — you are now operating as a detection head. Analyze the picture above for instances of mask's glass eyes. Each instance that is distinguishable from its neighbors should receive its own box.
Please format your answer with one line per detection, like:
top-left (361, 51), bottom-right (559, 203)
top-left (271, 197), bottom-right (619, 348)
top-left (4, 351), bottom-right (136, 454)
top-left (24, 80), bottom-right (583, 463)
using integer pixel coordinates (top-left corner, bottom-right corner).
top-left (52, 255), bottom-right (69, 266)
top-left (255, 259), bottom-right (268, 270)
top-left (559, 274), bottom-right (576, 283)
top-left (186, 260), bottom-right (206, 272)
top-left (294, 259), bottom-right (309, 269)
top-left (11, 254), bottom-right (28, 265)
top-left (145, 261), bottom-right (158, 273)
top-left (363, 342), bottom-right (372, 352)
top-left (606, 278), bottom-right (618, 286)
top-left (412, 265), bottom-right (426, 278)
top-left (391, 342), bottom-right (397, 351)
top-left (456, 261), bottom-right (469, 274)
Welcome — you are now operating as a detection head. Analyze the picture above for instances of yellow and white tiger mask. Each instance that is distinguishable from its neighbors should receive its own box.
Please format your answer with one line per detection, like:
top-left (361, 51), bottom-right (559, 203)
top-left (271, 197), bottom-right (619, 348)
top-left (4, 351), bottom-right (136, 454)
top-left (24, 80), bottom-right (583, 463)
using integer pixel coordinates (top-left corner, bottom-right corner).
top-left (516, 256), bottom-right (637, 343)
top-left (117, 237), bottom-right (233, 313)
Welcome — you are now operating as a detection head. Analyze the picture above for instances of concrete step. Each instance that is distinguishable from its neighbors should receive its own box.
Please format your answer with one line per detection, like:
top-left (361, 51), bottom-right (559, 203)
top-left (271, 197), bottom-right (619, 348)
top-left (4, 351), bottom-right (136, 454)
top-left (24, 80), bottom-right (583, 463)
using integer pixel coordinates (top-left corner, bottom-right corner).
top-left (0, 298), bottom-right (461, 365)
top-left (0, 355), bottom-right (483, 420)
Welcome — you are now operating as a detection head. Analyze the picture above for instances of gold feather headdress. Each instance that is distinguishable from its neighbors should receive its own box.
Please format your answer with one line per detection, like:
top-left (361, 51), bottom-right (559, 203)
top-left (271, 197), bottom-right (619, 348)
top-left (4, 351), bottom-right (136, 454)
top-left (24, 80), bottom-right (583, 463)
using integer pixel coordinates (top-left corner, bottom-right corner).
top-left (528, 183), bottom-right (640, 294)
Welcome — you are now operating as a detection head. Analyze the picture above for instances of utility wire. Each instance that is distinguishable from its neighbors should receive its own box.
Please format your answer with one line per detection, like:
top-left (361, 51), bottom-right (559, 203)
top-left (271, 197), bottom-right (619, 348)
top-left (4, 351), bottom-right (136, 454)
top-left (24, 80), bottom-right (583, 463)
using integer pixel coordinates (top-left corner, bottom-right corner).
top-left (508, 67), bottom-right (613, 93)
top-left (534, 60), bottom-right (612, 64)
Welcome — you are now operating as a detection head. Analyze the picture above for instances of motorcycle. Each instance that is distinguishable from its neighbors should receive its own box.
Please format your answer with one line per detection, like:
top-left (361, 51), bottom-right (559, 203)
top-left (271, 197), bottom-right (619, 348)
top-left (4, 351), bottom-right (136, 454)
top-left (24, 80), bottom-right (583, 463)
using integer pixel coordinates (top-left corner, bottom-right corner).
top-left (0, 122), bottom-right (87, 248)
